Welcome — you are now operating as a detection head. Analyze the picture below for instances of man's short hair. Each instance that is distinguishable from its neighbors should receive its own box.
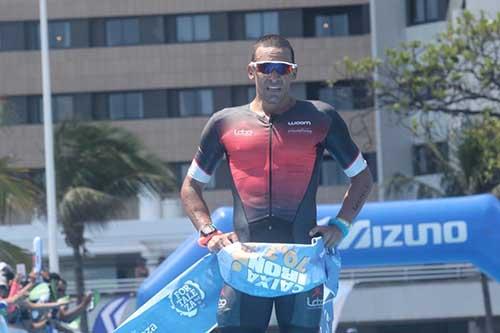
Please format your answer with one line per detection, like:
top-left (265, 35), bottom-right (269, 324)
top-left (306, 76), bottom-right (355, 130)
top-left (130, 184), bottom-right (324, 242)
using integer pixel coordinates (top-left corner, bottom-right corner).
top-left (251, 34), bottom-right (295, 63)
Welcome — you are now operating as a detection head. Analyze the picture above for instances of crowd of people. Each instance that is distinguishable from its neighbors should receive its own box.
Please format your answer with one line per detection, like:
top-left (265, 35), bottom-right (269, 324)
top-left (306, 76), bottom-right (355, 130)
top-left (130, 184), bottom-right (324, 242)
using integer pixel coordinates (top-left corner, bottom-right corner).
top-left (0, 262), bottom-right (92, 333)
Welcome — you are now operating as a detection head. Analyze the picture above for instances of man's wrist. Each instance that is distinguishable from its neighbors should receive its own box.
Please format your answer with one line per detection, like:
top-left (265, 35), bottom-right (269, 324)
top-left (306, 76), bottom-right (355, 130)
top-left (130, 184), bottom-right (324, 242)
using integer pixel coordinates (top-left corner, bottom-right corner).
top-left (328, 217), bottom-right (351, 238)
top-left (198, 223), bottom-right (222, 247)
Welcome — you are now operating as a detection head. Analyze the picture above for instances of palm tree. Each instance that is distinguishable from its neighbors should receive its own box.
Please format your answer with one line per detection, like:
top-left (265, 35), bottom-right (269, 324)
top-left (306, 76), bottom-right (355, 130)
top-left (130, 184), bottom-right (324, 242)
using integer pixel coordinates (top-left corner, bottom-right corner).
top-left (54, 122), bottom-right (176, 333)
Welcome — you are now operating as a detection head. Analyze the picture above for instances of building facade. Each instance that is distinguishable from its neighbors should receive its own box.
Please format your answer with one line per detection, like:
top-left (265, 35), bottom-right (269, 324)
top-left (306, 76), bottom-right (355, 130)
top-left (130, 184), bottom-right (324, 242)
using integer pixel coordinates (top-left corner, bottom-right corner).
top-left (0, 0), bottom-right (378, 224)
top-left (1, 0), bottom-right (499, 332)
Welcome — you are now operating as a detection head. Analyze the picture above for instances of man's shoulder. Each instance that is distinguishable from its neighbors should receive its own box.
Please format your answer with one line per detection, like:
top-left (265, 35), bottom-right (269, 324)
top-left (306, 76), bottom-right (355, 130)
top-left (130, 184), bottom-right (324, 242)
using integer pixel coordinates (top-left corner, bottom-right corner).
top-left (210, 105), bottom-right (249, 121)
top-left (301, 99), bottom-right (335, 113)
top-left (296, 99), bottom-right (337, 120)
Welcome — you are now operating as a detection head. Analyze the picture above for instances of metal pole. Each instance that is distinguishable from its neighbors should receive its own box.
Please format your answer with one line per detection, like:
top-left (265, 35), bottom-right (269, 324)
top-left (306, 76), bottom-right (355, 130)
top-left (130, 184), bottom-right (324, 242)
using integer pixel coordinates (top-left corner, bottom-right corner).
top-left (39, 0), bottom-right (59, 273)
top-left (369, 0), bottom-right (385, 202)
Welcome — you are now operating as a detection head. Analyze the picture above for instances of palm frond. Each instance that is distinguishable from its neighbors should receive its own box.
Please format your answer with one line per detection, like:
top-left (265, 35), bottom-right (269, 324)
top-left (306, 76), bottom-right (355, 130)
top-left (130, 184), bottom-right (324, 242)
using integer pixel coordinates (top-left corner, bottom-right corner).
top-left (0, 157), bottom-right (40, 223)
top-left (0, 239), bottom-right (31, 268)
top-left (59, 187), bottom-right (123, 226)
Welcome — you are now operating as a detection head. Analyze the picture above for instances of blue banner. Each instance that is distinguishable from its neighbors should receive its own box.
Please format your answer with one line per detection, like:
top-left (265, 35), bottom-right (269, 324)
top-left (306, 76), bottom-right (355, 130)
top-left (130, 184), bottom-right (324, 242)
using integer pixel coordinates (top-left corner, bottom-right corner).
top-left (138, 194), bottom-right (500, 307)
top-left (93, 295), bottom-right (131, 333)
top-left (115, 240), bottom-right (340, 333)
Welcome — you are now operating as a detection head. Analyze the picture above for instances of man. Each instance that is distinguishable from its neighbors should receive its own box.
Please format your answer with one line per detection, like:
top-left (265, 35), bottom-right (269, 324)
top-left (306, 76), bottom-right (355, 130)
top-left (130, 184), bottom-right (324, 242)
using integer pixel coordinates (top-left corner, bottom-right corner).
top-left (180, 34), bottom-right (373, 333)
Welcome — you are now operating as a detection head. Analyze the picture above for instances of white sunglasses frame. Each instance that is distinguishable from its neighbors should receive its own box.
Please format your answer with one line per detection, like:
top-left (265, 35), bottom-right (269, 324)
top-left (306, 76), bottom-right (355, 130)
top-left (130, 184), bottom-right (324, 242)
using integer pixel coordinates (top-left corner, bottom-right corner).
top-left (249, 61), bottom-right (298, 71)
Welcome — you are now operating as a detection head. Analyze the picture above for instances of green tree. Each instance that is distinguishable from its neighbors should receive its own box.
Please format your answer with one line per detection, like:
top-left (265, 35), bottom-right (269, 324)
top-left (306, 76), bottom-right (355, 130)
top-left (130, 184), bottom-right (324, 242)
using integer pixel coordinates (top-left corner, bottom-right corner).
top-left (54, 122), bottom-right (175, 333)
top-left (331, 11), bottom-right (500, 333)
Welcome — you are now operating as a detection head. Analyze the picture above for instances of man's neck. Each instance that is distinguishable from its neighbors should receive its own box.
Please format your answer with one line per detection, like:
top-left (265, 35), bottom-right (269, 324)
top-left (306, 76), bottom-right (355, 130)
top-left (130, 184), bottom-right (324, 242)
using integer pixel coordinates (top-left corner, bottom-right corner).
top-left (250, 96), bottom-right (295, 117)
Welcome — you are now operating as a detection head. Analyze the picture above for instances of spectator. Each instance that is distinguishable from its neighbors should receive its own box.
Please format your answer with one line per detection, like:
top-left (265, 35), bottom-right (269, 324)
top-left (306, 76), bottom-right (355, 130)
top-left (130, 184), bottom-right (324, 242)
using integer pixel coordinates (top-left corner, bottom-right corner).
top-left (134, 258), bottom-right (149, 279)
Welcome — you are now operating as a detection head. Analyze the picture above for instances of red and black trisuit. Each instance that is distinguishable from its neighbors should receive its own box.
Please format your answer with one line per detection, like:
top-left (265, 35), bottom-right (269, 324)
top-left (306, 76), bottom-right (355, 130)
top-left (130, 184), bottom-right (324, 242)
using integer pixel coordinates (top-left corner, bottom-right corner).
top-left (188, 100), bottom-right (367, 333)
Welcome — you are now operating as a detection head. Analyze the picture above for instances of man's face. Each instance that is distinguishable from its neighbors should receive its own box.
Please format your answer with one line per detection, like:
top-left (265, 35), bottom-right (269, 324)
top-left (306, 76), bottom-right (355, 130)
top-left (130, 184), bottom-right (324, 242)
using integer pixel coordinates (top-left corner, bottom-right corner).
top-left (248, 46), bottom-right (297, 106)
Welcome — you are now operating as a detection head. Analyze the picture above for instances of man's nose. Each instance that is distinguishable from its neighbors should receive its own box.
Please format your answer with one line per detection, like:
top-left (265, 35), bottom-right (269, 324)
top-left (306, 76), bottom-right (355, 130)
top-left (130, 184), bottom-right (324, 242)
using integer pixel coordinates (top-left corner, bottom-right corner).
top-left (270, 70), bottom-right (280, 80)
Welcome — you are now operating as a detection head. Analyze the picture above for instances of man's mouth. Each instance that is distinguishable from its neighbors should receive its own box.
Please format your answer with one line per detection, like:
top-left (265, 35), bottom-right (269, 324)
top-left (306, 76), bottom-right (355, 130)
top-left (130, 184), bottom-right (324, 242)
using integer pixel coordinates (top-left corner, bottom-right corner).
top-left (267, 86), bottom-right (282, 92)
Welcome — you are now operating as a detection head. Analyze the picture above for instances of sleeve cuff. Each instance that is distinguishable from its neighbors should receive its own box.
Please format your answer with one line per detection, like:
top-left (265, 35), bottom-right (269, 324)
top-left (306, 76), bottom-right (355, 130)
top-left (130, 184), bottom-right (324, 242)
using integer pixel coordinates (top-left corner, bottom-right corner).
top-left (187, 159), bottom-right (212, 183)
top-left (344, 152), bottom-right (367, 178)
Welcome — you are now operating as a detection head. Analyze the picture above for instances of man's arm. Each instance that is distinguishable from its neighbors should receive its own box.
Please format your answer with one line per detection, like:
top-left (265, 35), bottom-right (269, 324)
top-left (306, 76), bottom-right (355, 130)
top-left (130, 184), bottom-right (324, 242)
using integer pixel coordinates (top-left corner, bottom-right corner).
top-left (180, 176), bottom-right (213, 231)
top-left (310, 168), bottom-right (373, 247)
top-left (337, 167), bottom-right (373, 222)
top-left (58, 293), bottom-right (91, 322)
top-left (180, 176), bottom-right (238, 252)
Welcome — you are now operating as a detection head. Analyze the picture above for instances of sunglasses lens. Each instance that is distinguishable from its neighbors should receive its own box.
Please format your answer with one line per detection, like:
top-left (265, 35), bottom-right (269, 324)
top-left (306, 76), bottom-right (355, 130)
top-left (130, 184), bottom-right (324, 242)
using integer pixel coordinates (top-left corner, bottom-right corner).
top-left (256, 63), bottom-right (292, 75)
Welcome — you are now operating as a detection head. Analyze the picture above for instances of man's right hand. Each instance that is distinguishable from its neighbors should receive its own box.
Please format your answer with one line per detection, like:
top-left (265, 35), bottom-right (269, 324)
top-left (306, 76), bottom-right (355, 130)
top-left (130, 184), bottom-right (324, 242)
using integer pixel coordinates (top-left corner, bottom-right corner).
top-left (207, 232), bottom-right (239, 253)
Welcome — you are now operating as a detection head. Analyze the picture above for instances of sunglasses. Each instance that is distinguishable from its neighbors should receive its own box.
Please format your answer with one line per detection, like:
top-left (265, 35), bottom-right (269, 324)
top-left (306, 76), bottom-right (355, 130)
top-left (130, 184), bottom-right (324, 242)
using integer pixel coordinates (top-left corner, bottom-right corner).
top-left (250, 61), bottom-right (297, 75)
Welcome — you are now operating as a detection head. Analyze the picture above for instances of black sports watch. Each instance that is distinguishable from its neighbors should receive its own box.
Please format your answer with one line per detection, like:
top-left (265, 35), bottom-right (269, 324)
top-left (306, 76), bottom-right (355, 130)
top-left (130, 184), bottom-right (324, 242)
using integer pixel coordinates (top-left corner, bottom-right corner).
top-left (199, 224), bottom-right (218, 237)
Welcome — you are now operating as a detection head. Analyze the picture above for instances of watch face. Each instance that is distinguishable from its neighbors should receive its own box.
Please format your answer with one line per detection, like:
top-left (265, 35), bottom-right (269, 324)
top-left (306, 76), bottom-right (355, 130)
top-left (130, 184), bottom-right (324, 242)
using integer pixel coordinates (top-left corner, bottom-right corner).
top-left (200, 224), bottom-right (217, 237)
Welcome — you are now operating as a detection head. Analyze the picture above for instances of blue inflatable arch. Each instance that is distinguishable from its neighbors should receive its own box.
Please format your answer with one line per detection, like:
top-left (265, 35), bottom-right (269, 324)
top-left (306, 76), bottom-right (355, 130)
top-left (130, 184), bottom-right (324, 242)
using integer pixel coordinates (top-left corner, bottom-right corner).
top-left (137, 194), bottom-right (500, 307)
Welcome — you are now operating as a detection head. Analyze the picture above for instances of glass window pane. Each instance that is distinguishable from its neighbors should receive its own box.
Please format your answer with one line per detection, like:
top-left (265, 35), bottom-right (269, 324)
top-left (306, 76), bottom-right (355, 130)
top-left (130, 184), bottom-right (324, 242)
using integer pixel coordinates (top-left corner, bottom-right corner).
top-left (315, 15), bottom-right (330, 37)
top-left (291, 83), bottom-right (307, 100)
top-left (54, 96), bottom-right (74, 122)
top-left (125, 93), bottom-right (144, 119)
top-left (28, 97), bottom-right (43, 124)
top-left (122, 19), bottom-right (140, 45)
top-left (318, 87), bottom-right (335, 106)
top-left (0, 23), bottom-right (24, 50)
top-left (245, 13), bottom-right (262, 39)
top-left (49, 22), bottom-right (71, 48)
top-left (194, 15), bottom-right (210, 41)
top-left (321, 160), bottom-right (348, 185)
top-left (414, 0), bottom-right (426, 23)
top-left (179, 90), bottom-right (196, 116)
top-left (140, 16), bottom-right (164, 44)
top-left (177, 16), bottom-right (193, 42)
top-left (106, 19), bottom-right (122, 46)
top-left (262, 12), bottom-right (279, 35)
top-left (333, 86), bottom-right (354, 110)
top-left (247, 87), bottom-right (256, 102)
top-left (199, 89), bottom-right (214, 115)
top-left (426, 0), bottom-right (440, 20)
top-left (331, 14), bottom-right (349, 36)
top-left (109, 94), bottom-right (125, 119)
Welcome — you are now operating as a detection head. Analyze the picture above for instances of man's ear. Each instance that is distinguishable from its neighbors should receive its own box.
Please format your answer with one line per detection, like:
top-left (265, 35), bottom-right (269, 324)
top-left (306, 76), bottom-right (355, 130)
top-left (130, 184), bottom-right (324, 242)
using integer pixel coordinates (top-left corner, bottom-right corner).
top-left (291, 67), bottom-right (298, 80)
top-left (247, 64), bottom-right (255, 80)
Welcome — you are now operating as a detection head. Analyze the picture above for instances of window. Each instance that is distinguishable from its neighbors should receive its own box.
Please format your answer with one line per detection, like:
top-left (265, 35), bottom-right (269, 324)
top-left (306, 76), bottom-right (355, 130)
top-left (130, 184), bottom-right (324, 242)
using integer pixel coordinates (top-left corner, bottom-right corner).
top-left (1, 97), bottom-right (27, 125)
top-left (0, 22), bottom-right (25, 51)
top-left (140, 16), bottom-right (165, 44)
top-left (26, 21), bottom-right (75, 49)
top-left (27, 97), bottom-right (43, 124)
top-left (310, 81), bottom-right (372, 111)
top-left (303, 5), bottom-right (369, 37)
top-left (176, 15), bottom-right (210, 42)
top-left (412, 142), bottom-right (448, 175)
top-left (179, 89), bottom-right (214, 116)
top-left (247, 87), bottom-right (256, 103)
top-left (106, 18), bottom-right (140, 46)
top-left (109, 92), bottom-right (144, 119)
top-left (320, 156), bottom-right (349, 186)
top-left (407, 0), bottom-right (449, 26)
top-left (53, 95), bottom-right (74, 121)
top-left (315, 14), bottom-right (348, 37)
top-left (49, 21), bottom-right (71, 48)
top-left (245, 12), bottom-right (279, 39)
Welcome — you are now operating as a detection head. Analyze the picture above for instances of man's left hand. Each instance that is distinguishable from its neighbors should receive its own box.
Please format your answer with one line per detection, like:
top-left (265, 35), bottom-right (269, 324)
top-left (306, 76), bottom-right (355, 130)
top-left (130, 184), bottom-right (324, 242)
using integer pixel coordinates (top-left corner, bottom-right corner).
top-left (309, 225), bottom-right (343, 248)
